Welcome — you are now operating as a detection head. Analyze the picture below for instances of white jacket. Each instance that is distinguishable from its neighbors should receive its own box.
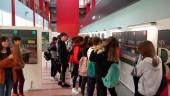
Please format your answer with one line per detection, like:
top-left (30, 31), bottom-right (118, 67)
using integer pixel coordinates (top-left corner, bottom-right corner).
top-left (87, 47), bottom-right (94, 60)
top-left (136, 56), bottom-right (162, 96)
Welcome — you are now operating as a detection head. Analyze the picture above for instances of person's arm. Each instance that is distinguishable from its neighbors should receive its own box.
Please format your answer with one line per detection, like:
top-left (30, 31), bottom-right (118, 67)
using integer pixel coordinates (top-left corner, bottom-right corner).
top-left (0, 55), bottom-right (14, 68)
top-left (136, 60), bottom-right (145, 76)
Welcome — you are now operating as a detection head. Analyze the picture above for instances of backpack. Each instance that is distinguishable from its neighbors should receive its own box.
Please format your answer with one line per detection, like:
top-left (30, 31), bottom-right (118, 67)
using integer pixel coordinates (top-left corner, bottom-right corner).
top-left (155, 62), bottom-right (169, 96)
top-left (79, 56), bottom-right (88, 76)
top-left (102, 63), bottom-right (120, 88)
top-left (44, 50), bottom-right (51, 61)
top-left (87, 61), bottom-right (96, 77)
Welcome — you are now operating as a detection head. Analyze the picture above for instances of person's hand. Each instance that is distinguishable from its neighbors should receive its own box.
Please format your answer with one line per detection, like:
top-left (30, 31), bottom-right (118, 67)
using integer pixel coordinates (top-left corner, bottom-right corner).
top-left (8, 54), bottom-right (13, 59)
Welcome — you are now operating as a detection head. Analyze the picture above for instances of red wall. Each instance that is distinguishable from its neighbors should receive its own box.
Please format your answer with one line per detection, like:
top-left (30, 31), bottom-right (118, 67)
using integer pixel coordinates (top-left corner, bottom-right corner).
top-left (56, 0), bottom-right (79, 37)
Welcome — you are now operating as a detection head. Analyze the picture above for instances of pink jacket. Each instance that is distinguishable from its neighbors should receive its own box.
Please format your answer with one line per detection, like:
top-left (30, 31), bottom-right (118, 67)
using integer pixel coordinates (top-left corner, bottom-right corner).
top-left (79, 56), bottom-right (88, 76)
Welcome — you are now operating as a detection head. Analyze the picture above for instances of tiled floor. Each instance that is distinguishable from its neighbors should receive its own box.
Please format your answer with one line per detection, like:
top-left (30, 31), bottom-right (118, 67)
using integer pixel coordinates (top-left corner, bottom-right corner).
top-left (25, 60), bottom-right (134, 96)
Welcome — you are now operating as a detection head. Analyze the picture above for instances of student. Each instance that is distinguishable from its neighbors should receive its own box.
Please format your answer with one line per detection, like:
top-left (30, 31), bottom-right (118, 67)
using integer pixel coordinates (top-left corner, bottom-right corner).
top-left (12, 36), bottom-right (25, 96)
top-left (87, 37), bottom-right (102, 96)
top-left (0, 36), bottom-right (16, 96)
top-left (135, 41), bottom-right (162, 96)
top-left (58, 32), bottom-right (70, 87)
top-left (90, 36), bottom-right (119, 96)
top-left (49, 37), bottom-right (60, 79)
top-left (71, 36), bottom-right (83, 94)
top-left (79, 36), bottom-right (91, 96)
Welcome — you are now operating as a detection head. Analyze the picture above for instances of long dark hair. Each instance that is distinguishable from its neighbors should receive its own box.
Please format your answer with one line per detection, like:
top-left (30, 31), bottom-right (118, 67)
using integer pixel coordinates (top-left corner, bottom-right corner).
top-left (102, 36), bottom-right (119, 62)
top-left (0, 36), bottom-right (9, 51)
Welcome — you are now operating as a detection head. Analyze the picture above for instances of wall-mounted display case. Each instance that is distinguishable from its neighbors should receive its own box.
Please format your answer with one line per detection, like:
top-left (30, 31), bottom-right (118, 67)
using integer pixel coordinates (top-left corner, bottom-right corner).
top-left (0, 29), bottom-right (38, 64)
top-left (112, 31), bottom-right (147, 65)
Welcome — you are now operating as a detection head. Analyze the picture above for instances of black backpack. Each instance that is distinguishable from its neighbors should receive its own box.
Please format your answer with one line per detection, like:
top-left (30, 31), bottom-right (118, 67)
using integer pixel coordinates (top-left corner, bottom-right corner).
top-left (44, 50), bottom-right (51, 61)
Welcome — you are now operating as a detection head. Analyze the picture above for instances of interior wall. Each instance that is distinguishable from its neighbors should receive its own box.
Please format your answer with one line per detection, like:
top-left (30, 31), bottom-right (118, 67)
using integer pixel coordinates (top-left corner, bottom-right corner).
top-left (35, 13), bottom-right (43, 28)
top-left (15, 0), bottom-right (33, 26)
top-left (0, 0), bottom-right (12, 26)
top-left (0, 0), bottom-right (48, 29)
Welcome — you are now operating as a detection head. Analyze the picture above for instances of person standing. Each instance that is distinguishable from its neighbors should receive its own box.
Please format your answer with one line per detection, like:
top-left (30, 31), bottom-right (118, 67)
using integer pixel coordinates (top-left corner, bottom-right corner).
top-left (135, 41), bottom-right (162, 96)
top-left (90, 36), bottom-right (119, 96)
top-left (87, 37), bottom-right (102, 96)
top-left (0, 36), bottom-right (16, 96)
top-left (12, 36), bottom-right (25, 96)
top-left (49, 37), bottom-right (60, 79)
top-left (58, 32), bottom-right (70, 87)
top-left (71, 36), bottom-right (83, 94)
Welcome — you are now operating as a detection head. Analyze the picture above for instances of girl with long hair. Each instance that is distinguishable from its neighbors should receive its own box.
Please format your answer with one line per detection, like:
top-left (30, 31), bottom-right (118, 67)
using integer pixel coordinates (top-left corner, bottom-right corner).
top-left (135, 41), bottom-right (162, 96)
top-left (90, 36), bottom-right (119, 96)
top-left (0, 36), bottom-right (16, 96)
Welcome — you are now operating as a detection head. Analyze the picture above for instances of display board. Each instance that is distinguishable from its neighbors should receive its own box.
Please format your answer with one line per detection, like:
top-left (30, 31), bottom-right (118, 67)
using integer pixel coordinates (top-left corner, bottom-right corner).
top-left (42, 32), bottom-right (49, 52)
top-left (0, 29), bottom-right (37, 64)
top-left (112, 31), bottom-right (147, 65)
top-left (158, 29), bottom-right (170, 65)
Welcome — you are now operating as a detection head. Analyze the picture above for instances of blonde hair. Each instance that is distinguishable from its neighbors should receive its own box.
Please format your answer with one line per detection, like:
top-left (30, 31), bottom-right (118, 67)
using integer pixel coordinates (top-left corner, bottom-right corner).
top-left (102, 37), bottom-right (119, 62)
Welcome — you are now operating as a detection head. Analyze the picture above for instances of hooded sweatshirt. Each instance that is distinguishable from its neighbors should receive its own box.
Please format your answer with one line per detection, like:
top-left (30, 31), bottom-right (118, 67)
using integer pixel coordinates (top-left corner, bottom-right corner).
top-left (136, 56), bottom-right (162, 96)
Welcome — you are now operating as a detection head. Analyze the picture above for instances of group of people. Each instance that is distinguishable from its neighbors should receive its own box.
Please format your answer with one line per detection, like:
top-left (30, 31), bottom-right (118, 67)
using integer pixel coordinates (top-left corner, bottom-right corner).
top-left (0, 36), bottom-right (25, 96)
top-left (48, 33), bottom-right (120, 96)
top-left (48, 32), bottom-right (169, 96)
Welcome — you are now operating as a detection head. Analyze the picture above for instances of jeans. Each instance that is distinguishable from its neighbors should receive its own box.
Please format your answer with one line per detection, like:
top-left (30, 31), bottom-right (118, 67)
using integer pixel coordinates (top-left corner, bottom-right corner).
top-left (13, 69), bottom-right (25, 95)
top-left (51, 58), bottom-right (61, 77)
top-left (60, 62), bottom-right (67, 83)
top-left (81, 76), bottom-right (87, 95)
top-left (0, 75), bottom-right (13, 96)
top-left (87, 77), bottom-right (96, 96)
top-left (72, 64), bottom-right (79, 88)
top-left (96, 76), bottom-right (117, 96)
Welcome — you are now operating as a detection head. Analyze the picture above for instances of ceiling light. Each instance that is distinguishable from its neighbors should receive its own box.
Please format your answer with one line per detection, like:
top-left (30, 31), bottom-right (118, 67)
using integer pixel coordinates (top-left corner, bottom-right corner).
top-left (92, 16), bottom-right (96, 20)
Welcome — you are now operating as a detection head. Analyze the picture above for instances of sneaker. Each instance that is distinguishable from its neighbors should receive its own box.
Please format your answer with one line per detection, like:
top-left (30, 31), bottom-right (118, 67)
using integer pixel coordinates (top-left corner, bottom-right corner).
top-left (78, 87), bottom-right (81, 92)
top-left (61, 83), bottom-right (71, 88)
top-left (72, 88), bottom-right (79, 94)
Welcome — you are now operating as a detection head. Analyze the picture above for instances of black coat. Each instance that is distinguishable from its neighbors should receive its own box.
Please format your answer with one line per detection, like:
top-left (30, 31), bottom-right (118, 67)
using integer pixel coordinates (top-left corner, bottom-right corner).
top-left (58, 40), bottom-right (69, 65)
top-left (90, 51), bottom-right (113, 78)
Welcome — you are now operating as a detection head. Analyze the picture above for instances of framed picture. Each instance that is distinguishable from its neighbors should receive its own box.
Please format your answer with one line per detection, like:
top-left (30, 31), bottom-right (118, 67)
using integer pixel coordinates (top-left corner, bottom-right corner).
top-left (0, 29), bottom-right (38, 64)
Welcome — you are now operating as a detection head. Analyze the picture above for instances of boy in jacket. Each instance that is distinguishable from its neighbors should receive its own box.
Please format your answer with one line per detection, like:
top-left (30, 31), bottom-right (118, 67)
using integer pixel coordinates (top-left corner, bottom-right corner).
top-left (12, 36), bottom-right (25, 96)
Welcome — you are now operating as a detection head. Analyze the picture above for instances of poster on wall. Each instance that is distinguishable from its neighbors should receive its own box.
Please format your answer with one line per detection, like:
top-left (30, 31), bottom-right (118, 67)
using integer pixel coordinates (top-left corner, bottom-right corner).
top-left (112, 31), bottom-right (147, 65)
top-left (158, 30), bottom-right (170, 65)
top-left (0, 29), bottom-right (37, 64)
top-left (42, 32), bottom-right (49, 52)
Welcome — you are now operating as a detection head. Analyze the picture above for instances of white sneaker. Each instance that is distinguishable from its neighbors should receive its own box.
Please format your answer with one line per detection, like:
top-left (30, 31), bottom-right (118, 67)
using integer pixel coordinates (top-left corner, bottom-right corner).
top-left (56, 73), bottom-right (60, 79)
top-left (78, 87), bottom-right (81, 92)
top-left (72, 88), bottom-right (79, 94)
